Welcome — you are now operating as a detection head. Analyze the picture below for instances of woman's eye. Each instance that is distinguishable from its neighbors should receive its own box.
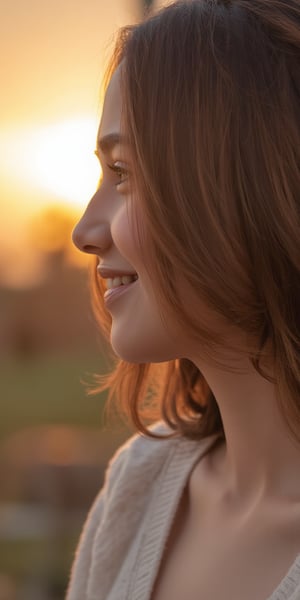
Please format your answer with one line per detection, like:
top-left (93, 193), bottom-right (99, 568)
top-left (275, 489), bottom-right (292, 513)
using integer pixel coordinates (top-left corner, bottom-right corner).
top-left (107, 162), bottom-right (129, 189)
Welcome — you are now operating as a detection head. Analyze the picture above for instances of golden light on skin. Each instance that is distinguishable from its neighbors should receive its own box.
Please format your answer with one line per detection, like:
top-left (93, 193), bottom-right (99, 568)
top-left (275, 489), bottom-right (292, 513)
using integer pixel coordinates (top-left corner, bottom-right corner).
top-left (1, 116), bottom-right (101, 211)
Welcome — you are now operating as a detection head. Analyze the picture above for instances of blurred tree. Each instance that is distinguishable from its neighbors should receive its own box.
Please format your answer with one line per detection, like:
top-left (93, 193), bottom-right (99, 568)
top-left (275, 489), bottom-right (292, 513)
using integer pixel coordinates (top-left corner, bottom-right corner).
top-left (29, 206), bottom-right (76, 256)
top-left (141, 0), bottom-right (155, 16)
top-left (28, 205), bottom-right (88, 269)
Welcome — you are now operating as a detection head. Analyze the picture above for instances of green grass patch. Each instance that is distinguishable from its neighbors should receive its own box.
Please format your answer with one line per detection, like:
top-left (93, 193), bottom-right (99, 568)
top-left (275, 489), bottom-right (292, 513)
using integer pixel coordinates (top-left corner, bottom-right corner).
top-left (0, 532), bottom-right (79, 580)
top-left (0, 352), bottom-right (111, 441)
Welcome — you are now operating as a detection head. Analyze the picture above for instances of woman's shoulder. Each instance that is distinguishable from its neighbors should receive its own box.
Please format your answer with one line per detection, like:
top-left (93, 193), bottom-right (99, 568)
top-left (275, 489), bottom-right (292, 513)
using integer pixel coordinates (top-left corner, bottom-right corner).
top-left (103, 420), bottom-right (218, 510)
top-left (66, 422), bottom-right (219, 599)
top-left (104, 420), bottom-right (180, 492)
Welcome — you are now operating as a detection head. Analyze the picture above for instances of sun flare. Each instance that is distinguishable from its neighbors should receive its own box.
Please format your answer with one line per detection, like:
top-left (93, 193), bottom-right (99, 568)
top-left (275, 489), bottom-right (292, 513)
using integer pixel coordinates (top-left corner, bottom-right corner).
top-left (2, 116), bottom-right (101, 210)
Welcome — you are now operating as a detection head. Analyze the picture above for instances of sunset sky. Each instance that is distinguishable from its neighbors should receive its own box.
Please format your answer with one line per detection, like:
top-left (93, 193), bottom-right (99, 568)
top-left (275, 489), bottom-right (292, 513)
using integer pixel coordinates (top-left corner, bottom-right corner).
top-left (1, 0), bottom-right (156, 286)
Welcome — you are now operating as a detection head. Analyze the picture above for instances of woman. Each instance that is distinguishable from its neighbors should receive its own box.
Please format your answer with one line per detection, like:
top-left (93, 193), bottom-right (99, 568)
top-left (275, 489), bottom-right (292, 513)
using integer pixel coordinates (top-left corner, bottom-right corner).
top-left (67, 1), bottom-right (300, 598)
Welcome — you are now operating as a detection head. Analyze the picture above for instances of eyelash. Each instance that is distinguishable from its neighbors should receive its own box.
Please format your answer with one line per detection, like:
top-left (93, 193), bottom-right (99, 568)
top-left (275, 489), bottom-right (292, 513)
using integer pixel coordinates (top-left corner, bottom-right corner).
top-left (107, 163), bottom-right (129, 188)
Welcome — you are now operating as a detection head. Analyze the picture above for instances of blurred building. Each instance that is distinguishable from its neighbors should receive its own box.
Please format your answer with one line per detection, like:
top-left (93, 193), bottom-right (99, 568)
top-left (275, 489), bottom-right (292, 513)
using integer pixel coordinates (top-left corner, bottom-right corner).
top-left (0, 252), bottom-right (100, 360)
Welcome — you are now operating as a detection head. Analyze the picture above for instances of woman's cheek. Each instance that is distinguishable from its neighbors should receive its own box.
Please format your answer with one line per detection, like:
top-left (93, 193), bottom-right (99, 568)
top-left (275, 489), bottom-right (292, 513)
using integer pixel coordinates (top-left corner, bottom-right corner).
top-left (111, 205), bottom-right (139, 267)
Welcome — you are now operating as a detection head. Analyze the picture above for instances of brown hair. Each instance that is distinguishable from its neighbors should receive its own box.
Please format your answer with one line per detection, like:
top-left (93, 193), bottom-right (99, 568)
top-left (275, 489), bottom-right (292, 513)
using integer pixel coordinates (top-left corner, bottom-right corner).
top-left (91, 0), bottom-right (300, 441)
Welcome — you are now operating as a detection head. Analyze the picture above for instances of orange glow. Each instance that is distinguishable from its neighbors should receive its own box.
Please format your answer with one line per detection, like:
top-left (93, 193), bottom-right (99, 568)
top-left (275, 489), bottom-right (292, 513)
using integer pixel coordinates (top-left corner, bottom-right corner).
top-left (0, 1), bottom-right (139, 286)
top-left (1, 117), bottom-right (100, 210)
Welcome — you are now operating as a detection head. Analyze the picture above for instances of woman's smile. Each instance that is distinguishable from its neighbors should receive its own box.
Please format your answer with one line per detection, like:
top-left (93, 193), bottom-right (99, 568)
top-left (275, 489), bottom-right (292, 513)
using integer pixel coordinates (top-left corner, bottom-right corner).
top-left (103, 276), bottom-right (139, 308)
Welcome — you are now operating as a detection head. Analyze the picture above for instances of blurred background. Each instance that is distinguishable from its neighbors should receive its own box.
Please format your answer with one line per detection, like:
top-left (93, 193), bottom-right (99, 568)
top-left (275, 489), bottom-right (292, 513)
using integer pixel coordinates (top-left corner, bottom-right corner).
top-left (0, 1), bottom-right (166, 598)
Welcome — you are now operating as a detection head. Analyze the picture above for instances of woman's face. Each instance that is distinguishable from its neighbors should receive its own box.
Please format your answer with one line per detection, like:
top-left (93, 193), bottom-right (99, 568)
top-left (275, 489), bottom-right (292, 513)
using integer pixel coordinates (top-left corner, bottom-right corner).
top-left (72, 67), bottom-right (184, 363)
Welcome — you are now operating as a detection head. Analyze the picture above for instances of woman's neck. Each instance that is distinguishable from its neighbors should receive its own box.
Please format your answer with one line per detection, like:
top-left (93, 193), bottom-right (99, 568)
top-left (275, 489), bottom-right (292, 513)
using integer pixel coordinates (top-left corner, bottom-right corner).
top-left (193, 353), bottom-right (300, 506)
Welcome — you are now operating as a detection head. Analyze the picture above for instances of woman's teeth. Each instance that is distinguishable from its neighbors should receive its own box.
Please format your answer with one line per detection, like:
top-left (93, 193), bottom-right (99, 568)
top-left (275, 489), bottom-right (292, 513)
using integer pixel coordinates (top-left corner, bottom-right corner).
top-left (106, 275), bottom-right (137, 289)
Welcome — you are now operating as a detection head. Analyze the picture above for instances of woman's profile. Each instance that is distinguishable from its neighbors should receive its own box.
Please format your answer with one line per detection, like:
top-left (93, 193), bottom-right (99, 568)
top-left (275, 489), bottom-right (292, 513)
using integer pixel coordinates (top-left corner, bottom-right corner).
top-left (67, 1), bottom-right (300, 598)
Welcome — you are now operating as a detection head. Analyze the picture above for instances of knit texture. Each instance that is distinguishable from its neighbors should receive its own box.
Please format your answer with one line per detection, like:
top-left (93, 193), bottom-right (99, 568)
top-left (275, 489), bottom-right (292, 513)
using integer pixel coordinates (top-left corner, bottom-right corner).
top-left (66, 421), bottom-right (300, 600)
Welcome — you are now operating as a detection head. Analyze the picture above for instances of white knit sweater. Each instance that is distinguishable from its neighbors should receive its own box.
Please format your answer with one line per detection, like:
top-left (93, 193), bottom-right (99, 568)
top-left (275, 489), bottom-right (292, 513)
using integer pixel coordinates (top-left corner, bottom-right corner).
top-left (66, 421), bottom-right (300, 600)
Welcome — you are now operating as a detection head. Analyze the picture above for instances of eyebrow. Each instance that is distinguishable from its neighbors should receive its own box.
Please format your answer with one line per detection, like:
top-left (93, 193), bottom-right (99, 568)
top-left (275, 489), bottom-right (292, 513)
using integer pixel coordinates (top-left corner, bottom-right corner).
top-left (96, 132), bottom-right (128, 155)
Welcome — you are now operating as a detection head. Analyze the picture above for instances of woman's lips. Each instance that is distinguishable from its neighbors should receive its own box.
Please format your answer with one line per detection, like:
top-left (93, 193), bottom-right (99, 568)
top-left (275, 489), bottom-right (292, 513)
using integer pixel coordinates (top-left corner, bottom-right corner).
top-left (103, 278), bottom-right (138, 308)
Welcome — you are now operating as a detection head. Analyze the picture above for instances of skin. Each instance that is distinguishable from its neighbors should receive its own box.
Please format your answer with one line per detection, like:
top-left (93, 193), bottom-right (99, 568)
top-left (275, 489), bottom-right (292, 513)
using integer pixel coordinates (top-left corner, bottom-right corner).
top-left (73, 67), bottom-right (181, 363)
top-left (73, 66), bottom-right (300, 598)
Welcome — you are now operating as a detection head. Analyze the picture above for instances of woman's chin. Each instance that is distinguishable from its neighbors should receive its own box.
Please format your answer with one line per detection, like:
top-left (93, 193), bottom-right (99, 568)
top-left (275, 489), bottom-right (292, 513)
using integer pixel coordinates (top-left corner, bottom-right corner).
top-left (111, 334), bottom-right (177, 364)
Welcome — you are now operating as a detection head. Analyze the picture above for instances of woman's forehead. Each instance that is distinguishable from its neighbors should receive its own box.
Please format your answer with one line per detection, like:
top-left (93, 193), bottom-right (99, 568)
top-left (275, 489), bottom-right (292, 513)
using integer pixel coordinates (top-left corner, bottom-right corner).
top-left (98, 67), bottom-right (122, 142)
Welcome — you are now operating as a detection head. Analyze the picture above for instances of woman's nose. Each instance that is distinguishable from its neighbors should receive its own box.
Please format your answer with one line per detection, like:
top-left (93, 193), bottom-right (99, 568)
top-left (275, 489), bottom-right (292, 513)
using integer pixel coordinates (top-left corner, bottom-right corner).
top-left (72, 209), bottom-right (112, 256)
